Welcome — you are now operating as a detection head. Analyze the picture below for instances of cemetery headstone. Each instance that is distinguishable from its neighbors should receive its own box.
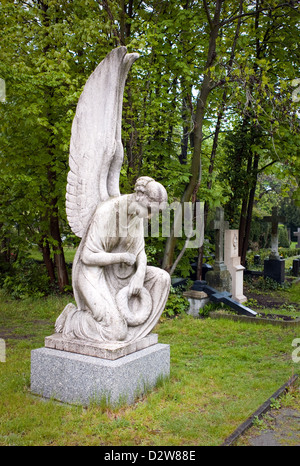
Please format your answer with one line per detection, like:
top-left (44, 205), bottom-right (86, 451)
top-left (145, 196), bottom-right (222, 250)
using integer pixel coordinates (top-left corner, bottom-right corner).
top-left (182, 289), bottom-right (210, 317)
top-left (263, 207), bottom-right (286, 284)
top-left (294, 228), bottom-right (300, 248)
top-left (263, 207), bottom-right (285, 260)
top-left (292, 259), bottom-right (300, 277)
top-left (205, 207), bottom-right (232, 292)
top-left (224, 229), bottom-right (247, 304)
top-left (31, 47), bottom-right (170, 406)
top-left (254, 255), bottom-right (261, 265)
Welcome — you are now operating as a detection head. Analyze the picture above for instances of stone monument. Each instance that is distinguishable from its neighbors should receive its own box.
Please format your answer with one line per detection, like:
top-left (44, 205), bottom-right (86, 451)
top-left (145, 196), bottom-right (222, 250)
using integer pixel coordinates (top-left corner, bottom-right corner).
top-left (292, 259), bottom-right (300, 277)
top-left (205, 207), bottom-right (232, 293)
top-left (224, 229), bottom-right (247, 304)
top-left (263, 207), bottom-right (286, 284)
top-left (31, 47), bottom-right (171, 406)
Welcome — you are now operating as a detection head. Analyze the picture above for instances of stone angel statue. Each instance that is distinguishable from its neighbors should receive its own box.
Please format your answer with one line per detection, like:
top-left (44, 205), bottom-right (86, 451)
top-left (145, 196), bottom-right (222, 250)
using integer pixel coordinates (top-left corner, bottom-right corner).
top-left (55, 47), bottom-right (170, 345)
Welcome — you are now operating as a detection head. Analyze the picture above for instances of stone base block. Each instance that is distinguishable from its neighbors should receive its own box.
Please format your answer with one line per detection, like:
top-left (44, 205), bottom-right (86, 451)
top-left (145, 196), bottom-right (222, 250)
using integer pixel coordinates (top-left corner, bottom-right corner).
top-left (183, 290), bottom-right (210, 317)
top-left (233, 294), bottom-right (247, 304)
top-left (31, 344), bottom-right (170, 406)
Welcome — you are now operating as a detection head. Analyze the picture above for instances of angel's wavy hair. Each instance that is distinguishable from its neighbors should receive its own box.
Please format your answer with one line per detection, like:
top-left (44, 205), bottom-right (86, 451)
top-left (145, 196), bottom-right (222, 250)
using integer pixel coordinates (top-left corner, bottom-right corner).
top-left (134, 177), bottom-right (168, 205)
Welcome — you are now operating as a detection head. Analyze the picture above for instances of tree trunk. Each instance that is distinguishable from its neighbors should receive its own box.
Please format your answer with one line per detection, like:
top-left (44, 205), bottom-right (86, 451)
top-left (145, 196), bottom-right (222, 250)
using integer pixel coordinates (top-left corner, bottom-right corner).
top-left (196, 0), bottom-right (243, 280)
top-left (240, 153), bottom-right (260, 265)
top-left (40, 237), bottom-right (55, 283)
top-left (50, 203), bottom-right (69, 291)
top-left (162, 0), bottom-right (223, 272)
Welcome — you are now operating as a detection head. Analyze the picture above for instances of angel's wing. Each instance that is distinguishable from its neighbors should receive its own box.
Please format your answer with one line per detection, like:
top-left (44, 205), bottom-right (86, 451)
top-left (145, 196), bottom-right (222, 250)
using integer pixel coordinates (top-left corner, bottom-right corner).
top-left (66, 46), bottom-right (139, 238)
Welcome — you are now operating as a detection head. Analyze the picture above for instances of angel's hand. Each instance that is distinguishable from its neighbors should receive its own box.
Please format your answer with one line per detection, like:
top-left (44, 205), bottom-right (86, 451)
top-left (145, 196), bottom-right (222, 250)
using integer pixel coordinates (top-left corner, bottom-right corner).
top-left (121, 253), bottom-right (136, 266)
top-left (128, 273), bottom-right (144, 296)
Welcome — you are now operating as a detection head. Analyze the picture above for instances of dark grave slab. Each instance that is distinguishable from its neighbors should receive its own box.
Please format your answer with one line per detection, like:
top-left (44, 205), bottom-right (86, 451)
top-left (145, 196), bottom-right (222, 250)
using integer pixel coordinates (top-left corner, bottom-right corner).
top-left (292, 259), bottom-right (300, 277)
top-left (254, 255), bottom-right (261, 265)
top-left (264, 258), bottom-right (285, 284)
top-left (171, 277), bottom-right (188, 289)
top-left (294, 228), bottom-right (300, 248)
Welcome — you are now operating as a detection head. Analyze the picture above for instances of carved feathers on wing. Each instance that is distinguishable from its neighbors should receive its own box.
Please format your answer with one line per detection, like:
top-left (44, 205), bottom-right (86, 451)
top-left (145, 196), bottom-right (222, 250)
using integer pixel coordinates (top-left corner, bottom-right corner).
top-left (66, 47), bottom-right (139, 238)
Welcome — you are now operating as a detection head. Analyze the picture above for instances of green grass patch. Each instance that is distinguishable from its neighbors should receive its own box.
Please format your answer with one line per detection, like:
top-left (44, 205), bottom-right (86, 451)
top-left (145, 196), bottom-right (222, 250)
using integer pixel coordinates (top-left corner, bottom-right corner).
top-left (29, 246), bottom-right (76, 263)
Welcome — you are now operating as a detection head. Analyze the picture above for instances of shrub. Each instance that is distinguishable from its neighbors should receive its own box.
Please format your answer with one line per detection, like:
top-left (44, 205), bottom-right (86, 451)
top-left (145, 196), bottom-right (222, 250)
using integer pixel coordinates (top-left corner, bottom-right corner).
top-left (162, 286), bottom-right (189, 318)
top-left (1, 257), bottom-right (51, 299)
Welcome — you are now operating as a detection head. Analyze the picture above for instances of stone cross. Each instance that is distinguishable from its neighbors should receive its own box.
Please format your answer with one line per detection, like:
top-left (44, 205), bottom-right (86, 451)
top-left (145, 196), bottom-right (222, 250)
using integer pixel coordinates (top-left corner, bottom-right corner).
top-left (294, 228), bottom-right (300, 248)
top-left (263, 207), bottom-right (286, 260)
top-left (212, 207), bottom-right (229, 266)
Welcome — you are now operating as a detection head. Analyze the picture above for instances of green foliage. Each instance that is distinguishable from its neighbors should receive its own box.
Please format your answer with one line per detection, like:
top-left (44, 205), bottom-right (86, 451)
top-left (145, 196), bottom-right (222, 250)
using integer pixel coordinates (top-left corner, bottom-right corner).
top-left (277, 248), bottom-right (300, 259)
top-left (199, 301), bottom-right (220, 317)
top-left (162, 286), bottom-right (189, 319)
top-left (0, 0), bottom-right (299, 292)
top-left (245, 275), bottom-right (291, 293)
top-left (1, 257), bottom-right (51, 299)
top-left (278, 226), bottom-right (290, 248)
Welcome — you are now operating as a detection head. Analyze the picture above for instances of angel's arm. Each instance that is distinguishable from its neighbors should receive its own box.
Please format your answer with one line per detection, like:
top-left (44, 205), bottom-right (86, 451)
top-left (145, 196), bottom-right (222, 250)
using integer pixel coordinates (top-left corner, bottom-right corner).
top-left (81, 248), bottom-right (136, 267)
top-left (135, 250), bottom-right (147, 280)
top-left (128, 250), bottom-right (147, 296)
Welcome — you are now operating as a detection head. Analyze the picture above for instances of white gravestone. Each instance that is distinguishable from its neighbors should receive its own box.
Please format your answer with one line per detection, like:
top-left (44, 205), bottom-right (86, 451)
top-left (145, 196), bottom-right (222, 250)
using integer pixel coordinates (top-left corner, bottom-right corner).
top-left (224, 230), bottom-right (247, 304)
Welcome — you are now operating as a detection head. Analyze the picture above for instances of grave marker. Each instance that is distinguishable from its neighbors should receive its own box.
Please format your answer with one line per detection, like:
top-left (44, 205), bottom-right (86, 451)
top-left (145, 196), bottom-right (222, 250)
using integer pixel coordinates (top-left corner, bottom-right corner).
top-left (263, 207), bottom-right (286, 260)
top-left (224, 229), bottom-right (247, 304)
top-left (263, 207), bottom-right (286, 284)
top-left (292, 259), bottom-right (300, 277)
top-left (293, 228), bottom-right (300, 248)
top-left (205, 207), bottom-right (231, 292)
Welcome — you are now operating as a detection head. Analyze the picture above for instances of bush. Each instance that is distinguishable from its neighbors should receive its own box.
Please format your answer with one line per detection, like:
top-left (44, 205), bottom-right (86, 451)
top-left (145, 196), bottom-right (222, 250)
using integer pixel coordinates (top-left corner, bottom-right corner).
top-left (162, 286), bottom-right (189, 318)
top-left (278, 226), bottom-right (290, 248)
top-left (279, 247), bottom-right (300, 258)
top-left (246, 247), bottom-right (300, 267)
top-left (1, 257), bottom-right (51, 299)
top-left (245, 275), bottom-right (291, 292)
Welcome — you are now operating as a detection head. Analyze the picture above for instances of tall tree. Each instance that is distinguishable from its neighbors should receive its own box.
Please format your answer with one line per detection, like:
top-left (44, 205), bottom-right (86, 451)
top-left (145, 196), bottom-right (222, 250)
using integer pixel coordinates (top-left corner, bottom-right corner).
top-left (0, 0), bottom-right (116, 290)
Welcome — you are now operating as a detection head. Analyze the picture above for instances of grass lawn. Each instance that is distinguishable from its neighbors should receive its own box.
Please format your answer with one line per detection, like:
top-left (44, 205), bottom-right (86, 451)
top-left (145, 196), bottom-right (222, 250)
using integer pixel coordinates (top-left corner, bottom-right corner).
top-left (0, 283), bottom-right (299, 446)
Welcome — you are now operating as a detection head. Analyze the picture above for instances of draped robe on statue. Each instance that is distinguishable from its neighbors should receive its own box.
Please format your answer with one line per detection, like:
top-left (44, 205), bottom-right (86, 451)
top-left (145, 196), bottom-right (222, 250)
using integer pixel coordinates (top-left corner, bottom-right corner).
top-left (58, 195), bottom-right (170, 345)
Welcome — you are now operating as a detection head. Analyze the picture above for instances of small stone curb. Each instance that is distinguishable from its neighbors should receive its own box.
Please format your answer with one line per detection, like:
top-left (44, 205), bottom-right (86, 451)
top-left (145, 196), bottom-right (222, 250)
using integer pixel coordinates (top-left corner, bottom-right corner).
top-left (209, 311), bottom-right (300, 328)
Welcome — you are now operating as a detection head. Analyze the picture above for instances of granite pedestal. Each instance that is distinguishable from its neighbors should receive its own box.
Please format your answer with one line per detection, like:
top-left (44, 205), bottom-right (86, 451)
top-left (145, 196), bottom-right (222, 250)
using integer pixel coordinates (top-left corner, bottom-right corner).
top-left (31, 342), bottom-right (170, 406)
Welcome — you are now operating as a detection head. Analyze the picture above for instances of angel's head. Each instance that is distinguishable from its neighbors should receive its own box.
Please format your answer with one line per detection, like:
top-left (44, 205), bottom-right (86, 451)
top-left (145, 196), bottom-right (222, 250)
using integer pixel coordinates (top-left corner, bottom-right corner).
top-left (130, 177), bottom-right (168, 218)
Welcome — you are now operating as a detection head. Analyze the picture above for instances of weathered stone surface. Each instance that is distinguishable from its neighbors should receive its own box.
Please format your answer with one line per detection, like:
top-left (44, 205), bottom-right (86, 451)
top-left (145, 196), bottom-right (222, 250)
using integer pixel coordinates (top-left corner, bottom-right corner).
top-left (45, 333), bottom-right (158, 360)
top-left (263, 207), bottom-right (286, 260)
top-left (205, 268), bottom-right (232, 293)
top-left (183, 290), bottom-right (209, 317)
top-left (31, 344), bottom-right (170, 406)
top-left (206, 207), bottom-right (232, 293)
